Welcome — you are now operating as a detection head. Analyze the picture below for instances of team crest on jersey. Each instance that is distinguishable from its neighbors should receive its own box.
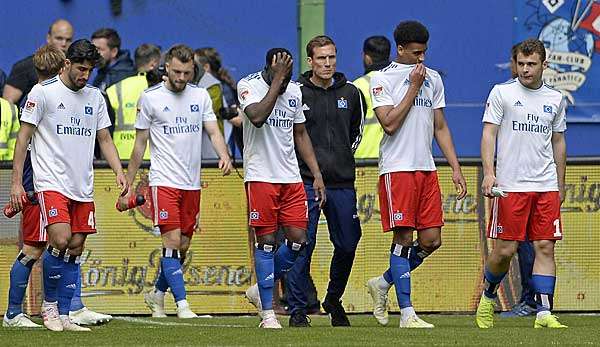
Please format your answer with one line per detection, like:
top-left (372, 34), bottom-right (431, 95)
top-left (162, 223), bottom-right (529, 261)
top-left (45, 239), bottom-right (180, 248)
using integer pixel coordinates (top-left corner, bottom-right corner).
top-left (84, 106), bottom-right (93, 116)
top-left (24, 100), bottom-right (36, 113)
top-left (288, 99), bottom-right (297, 108)
top-left (337, 97), bottom-right (348, 109)
top-left (159, 210), bottom-right (169, 220)
top-left (48, 207), bottom-right (58, 218)
top-left (543, 105), bottom-right (553, 113)
top-left (393, 211), bottom-right (403, 221)
top-left (240, 89), bottom-right (249, 101)
top-left (372, 86), bottom-right (383, 96)
top-left (249, 210), bottom-right (260, 220)
top-left (190, 104), bottom-right (199, 112)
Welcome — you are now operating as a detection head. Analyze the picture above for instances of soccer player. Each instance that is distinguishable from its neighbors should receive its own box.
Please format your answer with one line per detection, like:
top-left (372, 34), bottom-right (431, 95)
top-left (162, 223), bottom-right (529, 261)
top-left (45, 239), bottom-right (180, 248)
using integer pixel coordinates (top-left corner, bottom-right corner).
top-left (240, 48), bottom-right (325, 329)
top-left (476, 38), bottom-right (567, 329)
top-left (366, 21), bottom-right (467, 328)
top-left (9, 39), bottom-right (128, 332)
top-left (126, 45), bottom-right (232, 319)
top-left (4, 44), bottom-right (112, 328)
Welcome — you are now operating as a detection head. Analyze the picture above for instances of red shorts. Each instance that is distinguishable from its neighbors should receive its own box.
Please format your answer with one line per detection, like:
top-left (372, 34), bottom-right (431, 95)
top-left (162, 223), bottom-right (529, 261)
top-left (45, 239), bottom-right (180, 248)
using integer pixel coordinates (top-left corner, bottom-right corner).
top-left (245, 182), bottom-right (308, 235)
top-left (488, 191), bottom-right (562, 241)
top-left (38, 191), bottom-right (96, 234)
top-left (150, 186), bottom-right (200, 237)
top-left (378, 171), bottom-right (444, 232)
top-left (21, 203), bottom-right (46, 246)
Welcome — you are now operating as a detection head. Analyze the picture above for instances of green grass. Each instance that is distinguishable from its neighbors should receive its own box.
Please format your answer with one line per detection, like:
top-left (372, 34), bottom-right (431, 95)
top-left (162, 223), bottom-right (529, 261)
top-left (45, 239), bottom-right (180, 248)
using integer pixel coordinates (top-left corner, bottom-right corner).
top-left (1, 314), bottom-right (598, 346)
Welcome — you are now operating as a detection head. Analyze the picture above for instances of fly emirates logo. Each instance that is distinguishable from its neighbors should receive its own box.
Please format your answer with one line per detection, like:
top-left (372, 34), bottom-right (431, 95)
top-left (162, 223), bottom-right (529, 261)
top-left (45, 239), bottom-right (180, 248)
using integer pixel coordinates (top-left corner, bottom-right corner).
top-left (512, 113), bottom-right (551, 135)
top-left (56, 116), bottom-right (93, 137)
top-left (266, 109), bottom-right (293, 128)
top-left (163, 116), bottom-right (201, 135)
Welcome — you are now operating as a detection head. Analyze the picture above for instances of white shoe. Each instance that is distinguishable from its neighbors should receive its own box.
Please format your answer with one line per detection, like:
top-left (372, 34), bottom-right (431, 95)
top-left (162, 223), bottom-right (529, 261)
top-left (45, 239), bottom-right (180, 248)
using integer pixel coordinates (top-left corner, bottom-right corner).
top-left (259, 312), bottom-right (282, 329)
top-left (399, 314), bottom-right (435, 328)
top-left (367, 276), bottom-right (390, 326)
top-left (60, 315), bottom-right (91, 331)
top-left (245, 284), bottom-right (263, 318)
top-left (3, 313), bottom-right (42, 328)
top-left (41, 302), bottom-right (63, 332)
top-left (144, 291), bottom-right (167, 318)
top-left (69, 307), bottom-right (112, 325)
top-left (176, 303), bottom-right (198, 319)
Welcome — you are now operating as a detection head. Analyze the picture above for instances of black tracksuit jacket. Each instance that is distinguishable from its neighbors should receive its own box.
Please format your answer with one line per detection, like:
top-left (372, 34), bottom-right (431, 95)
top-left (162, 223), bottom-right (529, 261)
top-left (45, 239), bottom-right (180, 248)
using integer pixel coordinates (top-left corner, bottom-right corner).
top-left (297, 71), bottom-right (366, 188)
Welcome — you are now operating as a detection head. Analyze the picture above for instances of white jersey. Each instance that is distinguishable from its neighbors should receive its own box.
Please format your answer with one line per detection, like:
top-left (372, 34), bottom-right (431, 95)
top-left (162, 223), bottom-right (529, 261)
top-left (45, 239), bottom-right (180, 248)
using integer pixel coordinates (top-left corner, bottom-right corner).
top-left (237, 72), bottom-right (305, 183)
top-left (370, 62), bottom-right (446, 174)
top-left (135, 82), bottom-right (217, 190)
top-left (483, 78), bottom-right (566, 192)
top-left (20, 76), bottom-right (111, 202)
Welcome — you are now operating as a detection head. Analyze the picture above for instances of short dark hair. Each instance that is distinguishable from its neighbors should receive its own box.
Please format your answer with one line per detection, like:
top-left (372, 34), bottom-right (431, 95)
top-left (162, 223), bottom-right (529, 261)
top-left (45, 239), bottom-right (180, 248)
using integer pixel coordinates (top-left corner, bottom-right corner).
top-left (363, 36), bottom-right (391, 63)
top-left (510, 42), bottom-right (521, 61)
top-left (306, 35), bottom-right (336, 58)
top-left (265, 48), bottom-right (292, 67)
top-left (135, 43), bottom-right (161, 69)
top-left (195, 47), bottom-right (222, 73)
top-left (393, 21), bottom-right (429, 46)
top-left (91, 28), bottom-right (121, 50)
top-left (515, 38), bottom-right (546, 62)
top-left (66, 39), bottom-right (101, 66)
top-left (165, 44), bottom-right (194, 64)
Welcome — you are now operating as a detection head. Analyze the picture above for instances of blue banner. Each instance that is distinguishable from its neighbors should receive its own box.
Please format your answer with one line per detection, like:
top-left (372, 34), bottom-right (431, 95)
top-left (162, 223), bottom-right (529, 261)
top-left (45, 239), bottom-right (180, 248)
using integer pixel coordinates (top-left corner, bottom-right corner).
top-left (515, 0), bottom-right (600, 122)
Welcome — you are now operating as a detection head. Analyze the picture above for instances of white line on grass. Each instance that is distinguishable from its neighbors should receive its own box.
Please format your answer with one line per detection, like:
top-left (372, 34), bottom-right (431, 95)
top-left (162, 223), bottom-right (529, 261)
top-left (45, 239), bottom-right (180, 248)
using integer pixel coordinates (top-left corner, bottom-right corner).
top-left (114, 316), bottom-right (246, 328)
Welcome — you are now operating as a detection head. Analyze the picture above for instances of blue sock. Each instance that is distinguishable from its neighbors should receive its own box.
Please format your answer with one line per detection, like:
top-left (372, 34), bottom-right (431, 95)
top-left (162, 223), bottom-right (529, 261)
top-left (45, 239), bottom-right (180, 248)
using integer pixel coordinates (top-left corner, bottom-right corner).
top-left (408, 241), bottom-right (430, 271)
top-left (483, 266), bottom-right (506, 299)
top-left (161, 255), bottom-right (186, 302)
top-left (532, 274), bottom-right (555, 313)
top-left (254, 247), bottom-right (275, 311)
top-left (274, 240), bottom-right (301, 280)
top-left (383, 269), bottom-right (393, 284)
top-left (58, 260), bottom-right (79, 315)
top-left (6, 252), bottom-right (36, 319)
top-left (69, 264), bottom-right (85, 312)
top-left (43, 249), bottom-right (64, 303)
top-left (155, 267), bottom-right (169, 292)
top-left (389, 244), bottom-right (412, 309)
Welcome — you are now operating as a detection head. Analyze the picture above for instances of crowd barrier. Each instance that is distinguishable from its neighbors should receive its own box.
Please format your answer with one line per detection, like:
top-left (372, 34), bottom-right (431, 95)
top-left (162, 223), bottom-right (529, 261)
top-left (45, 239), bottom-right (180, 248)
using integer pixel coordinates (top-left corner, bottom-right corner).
top-left (0, 159), bottom-right (598, 314)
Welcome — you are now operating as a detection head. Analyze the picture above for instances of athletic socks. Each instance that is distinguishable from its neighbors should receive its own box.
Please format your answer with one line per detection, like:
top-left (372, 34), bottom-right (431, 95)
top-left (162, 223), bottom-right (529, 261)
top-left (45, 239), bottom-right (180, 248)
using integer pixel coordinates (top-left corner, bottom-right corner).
top-left (389, 244), bottom-right (412, 309)
top-left (6, 252), bottom-right (36, 319)
top-left (161, 248), bottom-right (186, 302)
top-left (483, 266), bottom-right (507, 299)
top-left (58, 257), bottom-right (79, 315)
top-left (274, 239), bottom-right (303, 280)
top-left (43, 248), bottom-right (65, 303)
top-left (382, 241), bottom-right (432, 285)
top-left (254, 244), bottom-right (275, 311)
top-left (533, 274), bottom-right (556, 318)
top-left (383, 269), bottom-right (394, 285)
top-left (69, 264), bottom-right (85, 312)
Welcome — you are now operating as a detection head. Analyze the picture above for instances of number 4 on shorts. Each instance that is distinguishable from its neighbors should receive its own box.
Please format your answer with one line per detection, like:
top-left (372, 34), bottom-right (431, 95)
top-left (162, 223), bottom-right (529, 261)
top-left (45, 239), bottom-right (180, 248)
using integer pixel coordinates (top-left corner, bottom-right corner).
top-left (88, 211), bottom-right (95, 229)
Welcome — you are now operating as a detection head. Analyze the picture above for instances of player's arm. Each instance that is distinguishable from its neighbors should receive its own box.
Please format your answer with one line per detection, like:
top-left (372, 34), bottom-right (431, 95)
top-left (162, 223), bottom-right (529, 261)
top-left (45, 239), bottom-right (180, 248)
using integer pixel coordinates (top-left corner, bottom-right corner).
top-left (434, 109), bottom-right (467, 199)
top-left (97, 128), bottom-right (129, 196)
top-left (294, 123), bottom-right (326, 207)
top-left (551, 131), bottom-right (566, 204)
top-left (374, 63), bottom-right (425, 135)
top-left (9, 122), bottom-right (36, 211)
top-left (244, 53), bottom-right (292, 127)
top-left (126, 128), bottom-right (150, 185)
top-left (204, 120), bottom-right (232, 176)
top-left (481, 122), bottom-right (499, 197)
top-left (349, 88), bottom-right (366, 152)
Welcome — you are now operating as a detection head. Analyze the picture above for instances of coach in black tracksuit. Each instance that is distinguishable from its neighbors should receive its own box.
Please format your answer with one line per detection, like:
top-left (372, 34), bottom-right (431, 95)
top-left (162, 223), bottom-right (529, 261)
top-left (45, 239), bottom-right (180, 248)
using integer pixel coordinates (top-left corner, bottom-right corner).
top-left (286, 35), bottom-right (366, 327)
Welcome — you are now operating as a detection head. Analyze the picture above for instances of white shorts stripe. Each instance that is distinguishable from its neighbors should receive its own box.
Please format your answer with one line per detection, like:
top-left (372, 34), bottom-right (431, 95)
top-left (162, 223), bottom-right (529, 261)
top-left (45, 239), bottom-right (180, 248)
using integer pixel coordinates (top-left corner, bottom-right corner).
top-left (490, 197), bottom-right (499, 238)
top-left (151, 186), bottom-right (159, 226)
top-left (385, 173), bottom-right (394, 228)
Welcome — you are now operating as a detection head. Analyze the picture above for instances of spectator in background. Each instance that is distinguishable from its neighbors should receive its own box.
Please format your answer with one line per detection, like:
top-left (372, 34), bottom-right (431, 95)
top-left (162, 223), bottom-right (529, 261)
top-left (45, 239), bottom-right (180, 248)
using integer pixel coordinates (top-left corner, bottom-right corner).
top-left (107, 43), bottom-right (161, 159)
top-left (3, 19), bottom-right (73, 105)
top-left (91, 28), bottom-right (135, 91)
top-left (353, 36), bottom-right (390, 159)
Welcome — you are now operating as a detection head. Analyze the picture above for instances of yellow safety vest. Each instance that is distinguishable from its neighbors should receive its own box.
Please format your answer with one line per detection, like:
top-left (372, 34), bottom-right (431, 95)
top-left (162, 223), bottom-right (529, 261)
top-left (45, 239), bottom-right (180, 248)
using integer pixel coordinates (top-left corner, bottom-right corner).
top-left (0, 97), bottom-right (19, 161)
top-left (353, 72), bottom-right (383, 159)
top-left (107, 73), bottom-right (150, 159)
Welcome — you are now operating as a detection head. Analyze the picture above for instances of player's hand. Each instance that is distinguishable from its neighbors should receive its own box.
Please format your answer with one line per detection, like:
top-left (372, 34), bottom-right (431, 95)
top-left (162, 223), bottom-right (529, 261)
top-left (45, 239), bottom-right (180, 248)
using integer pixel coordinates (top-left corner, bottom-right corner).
top-left (409, 63), bottom-right (426, 90)
top-left (116, 172), bottom-right (130, 197)
top-left (481, 174), bottom-right (496, 198)
top-left (452, 169), bottom-right (467, 200)
top-left (271, 52), bottom-right (292, 83)
top-left (9, 183), bottom-right (26, 212)
top-left (219, 156), bottom-right (233, 176)
top-left (313, 174), bottom-right (326, 208)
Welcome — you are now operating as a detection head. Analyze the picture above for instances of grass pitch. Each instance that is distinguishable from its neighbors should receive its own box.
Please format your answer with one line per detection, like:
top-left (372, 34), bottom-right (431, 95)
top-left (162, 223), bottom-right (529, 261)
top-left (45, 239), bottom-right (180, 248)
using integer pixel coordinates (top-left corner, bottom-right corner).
top-left (1, 314), bottom-right (598, 346)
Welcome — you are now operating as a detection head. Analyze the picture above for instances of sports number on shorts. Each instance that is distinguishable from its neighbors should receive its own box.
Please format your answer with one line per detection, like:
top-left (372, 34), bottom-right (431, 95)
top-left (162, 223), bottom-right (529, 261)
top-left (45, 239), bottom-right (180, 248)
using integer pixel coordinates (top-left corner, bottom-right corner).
top-left (88, 211), bottom-right (95, 229)
top-left (553, 219), bottom-right (561, 237)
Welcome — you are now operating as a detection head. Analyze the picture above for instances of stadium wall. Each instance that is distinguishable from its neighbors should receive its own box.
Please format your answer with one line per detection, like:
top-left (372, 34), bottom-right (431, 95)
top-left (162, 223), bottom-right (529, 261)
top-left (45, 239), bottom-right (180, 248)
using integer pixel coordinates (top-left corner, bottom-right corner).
top-left (0, 161), bottom-right (598, 314)
top-left (1, 1), bottom-right (599, 156)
